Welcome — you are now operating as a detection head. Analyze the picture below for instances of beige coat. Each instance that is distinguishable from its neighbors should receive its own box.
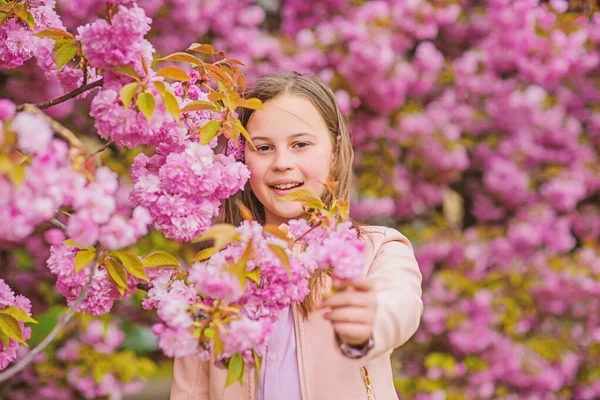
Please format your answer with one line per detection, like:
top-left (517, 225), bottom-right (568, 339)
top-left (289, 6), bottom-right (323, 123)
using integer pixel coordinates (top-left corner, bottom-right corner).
top-left (170, 226), bottom-right (424, 400)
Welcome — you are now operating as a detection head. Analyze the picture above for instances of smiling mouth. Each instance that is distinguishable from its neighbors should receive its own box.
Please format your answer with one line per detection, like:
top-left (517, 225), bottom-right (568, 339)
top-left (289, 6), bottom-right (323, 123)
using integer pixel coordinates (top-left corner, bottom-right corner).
top-left (269, 182), bottom-right (304, 190)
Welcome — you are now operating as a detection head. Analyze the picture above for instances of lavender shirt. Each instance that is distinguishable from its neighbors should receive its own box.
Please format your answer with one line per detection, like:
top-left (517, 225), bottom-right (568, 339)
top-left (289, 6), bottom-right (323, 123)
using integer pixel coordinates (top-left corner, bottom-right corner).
top-left (258, 307), bottom-right (302, 400)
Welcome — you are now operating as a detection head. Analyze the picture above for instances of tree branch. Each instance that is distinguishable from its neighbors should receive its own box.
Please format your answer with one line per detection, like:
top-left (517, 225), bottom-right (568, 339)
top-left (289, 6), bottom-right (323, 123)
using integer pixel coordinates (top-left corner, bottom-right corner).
top-left (0, 256), bottom-right (99, 384)
top-left (83, 140), bottom-right (114, 165)
top-left (16, 78), bottom-right (104, 112)
top-left (49, 218), bottom-right (67, 231)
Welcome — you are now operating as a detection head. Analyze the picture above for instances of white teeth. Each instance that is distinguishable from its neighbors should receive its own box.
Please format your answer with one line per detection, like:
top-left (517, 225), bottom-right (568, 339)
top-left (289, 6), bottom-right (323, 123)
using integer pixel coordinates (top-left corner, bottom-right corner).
top-left (272, 183), bottom-right (302, 190)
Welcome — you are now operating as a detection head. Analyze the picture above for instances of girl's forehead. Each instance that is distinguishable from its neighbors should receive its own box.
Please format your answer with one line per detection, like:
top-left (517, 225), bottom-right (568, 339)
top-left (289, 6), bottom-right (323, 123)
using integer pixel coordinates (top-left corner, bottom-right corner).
top-left (248, 95), bottom-right (329, 139)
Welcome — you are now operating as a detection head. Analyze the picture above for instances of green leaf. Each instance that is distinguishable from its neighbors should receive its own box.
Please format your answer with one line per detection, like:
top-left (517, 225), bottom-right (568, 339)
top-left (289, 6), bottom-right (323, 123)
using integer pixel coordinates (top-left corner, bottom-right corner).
top-left (157, 52), bottom-right (200, 65)
top-left (204, 327), bottom-right (215, 338)
top-left (161, 90), bottom-right (180, 122)
top-left (110, 65), bottom-right (141, 81)
top-left (136, 92), bottom-right (156, 123)
top-left (180, 100), bottom-right (219, 113)
top-left (278, 189), bottom-right (325, 210)
top-left (28, 306), bottom-right (61, 346)
top-left (105, 258), bottom-right (128, 295)
top-left (112, 251), bottom-right (148, 281)
top-left (187, 43), bottom-right (215, 55)
top-left (0, 314), bottom-right (25, 345)
top-left (120, 82), bottom-right (139, 109)
top-left (141, 251), bottom-right (179, 268)
top-left (226, 353), bottom-right (244, 387)
top-left (0, 12), bottom-right (8, 27)
top-left (200, 120), bottom-right (221, 145)
top-left (74, 249), bottom-right (96, 273)
top-left (0, 306), bottom-right (38, 324)
top-left (55, 41), bottom-right (78, 68)
top-left (267, 244), bottom-right (290, 274)
top-left (34, 28), bottom-right (74, 40)
top-left (157, 66), bottom-right (191, 81)
top-left (26, 11), bottom-right (34, 29)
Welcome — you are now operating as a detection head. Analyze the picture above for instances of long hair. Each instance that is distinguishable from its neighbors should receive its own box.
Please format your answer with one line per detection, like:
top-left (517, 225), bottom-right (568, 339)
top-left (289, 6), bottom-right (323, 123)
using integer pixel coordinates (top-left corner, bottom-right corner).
top-left (220, 72), bottom-right (360, 317)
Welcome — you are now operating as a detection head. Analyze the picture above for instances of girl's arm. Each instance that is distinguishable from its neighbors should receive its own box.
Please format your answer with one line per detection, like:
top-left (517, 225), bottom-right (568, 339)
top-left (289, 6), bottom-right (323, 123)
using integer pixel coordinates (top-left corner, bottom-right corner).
top-left (170, 354), bottom-right (210, 400)
top-left (366, 227), bottom-right (424, 360)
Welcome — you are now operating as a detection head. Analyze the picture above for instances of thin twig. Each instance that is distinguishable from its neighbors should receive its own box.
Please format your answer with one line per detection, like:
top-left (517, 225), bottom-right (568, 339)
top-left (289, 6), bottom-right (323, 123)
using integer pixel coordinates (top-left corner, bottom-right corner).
top-left (83, 140), bottom-right (114, 165)
top-left (16, 78), bottom-right (104, 112)
top-left (49, 218), bottom-right (67, 231)
top-left (0, 256), bottom-right (99, 384)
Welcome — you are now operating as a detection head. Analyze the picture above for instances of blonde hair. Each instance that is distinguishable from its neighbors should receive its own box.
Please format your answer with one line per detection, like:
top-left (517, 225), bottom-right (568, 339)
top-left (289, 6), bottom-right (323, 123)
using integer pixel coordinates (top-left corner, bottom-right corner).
top-left (220, 72), bottom-right (359, 317)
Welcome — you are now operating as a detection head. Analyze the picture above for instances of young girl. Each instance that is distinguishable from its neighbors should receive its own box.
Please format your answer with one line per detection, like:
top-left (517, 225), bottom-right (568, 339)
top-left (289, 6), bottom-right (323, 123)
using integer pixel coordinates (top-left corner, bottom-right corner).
top-left (170, 72), bottom-right (423, 400)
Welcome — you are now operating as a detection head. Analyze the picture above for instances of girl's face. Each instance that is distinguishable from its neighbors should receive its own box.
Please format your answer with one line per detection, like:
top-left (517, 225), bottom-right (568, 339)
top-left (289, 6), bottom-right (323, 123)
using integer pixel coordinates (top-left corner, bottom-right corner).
top-left (245, 94), bottom-right (334, 226)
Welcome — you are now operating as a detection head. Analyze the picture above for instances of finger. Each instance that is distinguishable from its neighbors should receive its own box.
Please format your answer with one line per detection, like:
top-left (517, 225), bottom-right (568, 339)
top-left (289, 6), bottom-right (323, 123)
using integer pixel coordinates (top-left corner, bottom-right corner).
top-left (324, 307), bottom-right (374, 324)
top-left (321, 291), bottom-right (376, 309)
top-left (348, 277), bottom-right (374, 292)
top-left (320, 291), bottom-right (371, 309)
top-left (332, 322), bottom-right (372, 344)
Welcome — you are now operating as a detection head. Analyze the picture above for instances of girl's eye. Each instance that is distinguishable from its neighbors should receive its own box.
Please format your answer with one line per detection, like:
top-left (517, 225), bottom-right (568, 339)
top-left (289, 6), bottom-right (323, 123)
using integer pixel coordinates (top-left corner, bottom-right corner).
top-left (294, 142), bottom-right (311, 149)
top-left (256, 145), bottom-right (272, 153)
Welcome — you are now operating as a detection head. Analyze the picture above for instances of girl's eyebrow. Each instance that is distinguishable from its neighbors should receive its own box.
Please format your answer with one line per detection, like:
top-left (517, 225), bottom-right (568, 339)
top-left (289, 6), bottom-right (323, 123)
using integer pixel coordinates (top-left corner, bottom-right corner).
top-left (251, 132), bottom-right (317, 141)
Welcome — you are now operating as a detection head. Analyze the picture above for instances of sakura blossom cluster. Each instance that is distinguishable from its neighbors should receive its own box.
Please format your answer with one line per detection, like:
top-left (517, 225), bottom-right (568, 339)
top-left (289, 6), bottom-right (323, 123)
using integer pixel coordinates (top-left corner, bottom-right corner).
top-left (0, 279), bottom-right (34, 371)
top-left (130, 142), bottom-right (249, 241)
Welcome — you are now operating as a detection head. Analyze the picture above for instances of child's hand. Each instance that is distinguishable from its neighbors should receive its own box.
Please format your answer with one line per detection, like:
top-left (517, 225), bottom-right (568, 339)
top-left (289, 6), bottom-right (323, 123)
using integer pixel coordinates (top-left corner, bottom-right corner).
top-left (319, 277), bottom-right (377, 346)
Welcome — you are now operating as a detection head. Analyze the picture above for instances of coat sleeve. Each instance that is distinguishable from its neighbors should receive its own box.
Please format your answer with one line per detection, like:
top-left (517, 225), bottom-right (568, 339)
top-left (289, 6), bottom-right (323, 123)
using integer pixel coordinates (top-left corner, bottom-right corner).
top-left (170, 354), bottom-right (210, 400)
top-left (365, 227), bottom-right (423, 360)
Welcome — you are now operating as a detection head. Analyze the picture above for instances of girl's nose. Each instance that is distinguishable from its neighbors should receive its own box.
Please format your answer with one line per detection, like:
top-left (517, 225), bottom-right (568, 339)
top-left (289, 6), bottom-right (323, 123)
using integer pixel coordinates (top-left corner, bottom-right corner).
top-left (271, 149), bottom-right (295, 171)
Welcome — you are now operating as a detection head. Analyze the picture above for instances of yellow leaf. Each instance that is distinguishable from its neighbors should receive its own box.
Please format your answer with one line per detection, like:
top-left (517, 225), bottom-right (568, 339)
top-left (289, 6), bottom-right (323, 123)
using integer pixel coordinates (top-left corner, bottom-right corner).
top-left (262, 224), bottom-right (290, 241)
top-left (192, 224), bottom-right (240, 250)
top-left (335, 199), bottom-right (350, 221)
top-left (208, 92), bottom-right (225, 102)
top-left (136, 92), bottom-right (155, 123)
top-left (225, 353), bottom-right (244, 387)
top-left (26, 11), bottom-right (34, 29)
top-left (235, 199), bottom-right (254, 221)
top-left (64, 239), bottom-right (94, 250)
top-left (142, 251), bottom-right (179, 268)
top-left (157, 66), bottom-right (192, 81)
top-left (112, 251), bottom-right (148, 281)
top-left (187, 43), bottom-right (215, 55)
top-left (193, 247), bottom-right (219, 261)
top-left (105, 258), bottom-right (128, 295)
top-left (278, 189), bottom-right (325, 210)
top-left (0, 314), bottom-right (25, 345)
top-left (119, 82), bottom-right (139, 109)
top-left (153, 81), bottom-right (166, 96)
top-left (0, 306), bottom-right (37, 324)
top-left (161, 90), bottom-right (180, 122)
top-left (213, 330), bottom-right (224, 355)
top-left (230, 117), bottom-right (254, 149)
top-left (246, 268), bottom-right (261, 284)
top-left (204, 64), bottom-right (232, 85)
top-left (74, 249), bottom-right (96, 273)
top-left (157, 52), bottom-right (200, 65)
top-left (0, 12), bottom-right (8, 27)
top-left (227, 241), bottom-right (253, 289)
top-left (252, 350), bottom-right (262, 373)
top-left (199, 120), bottom-right (221, 145)
top-left (7, 163), bottom-right (25, 187)
top-left (13, 3), bottom-right (26, 21)
top-left (0, 329), bottom-right (9, 347)
top-left (55, 41), bottom-right (77, 69)
top-left (236, 97), bottom-right (262, 110)
top-left (33, 28), bottom-right (74, 40)
top-left (180, 100), bottom-right (219, 113)
top-left (111, 65), bottom-right (141, 81)
top-left (267, 244), bottom-right (290, 274)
